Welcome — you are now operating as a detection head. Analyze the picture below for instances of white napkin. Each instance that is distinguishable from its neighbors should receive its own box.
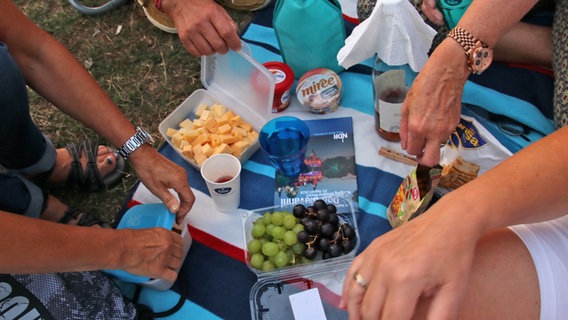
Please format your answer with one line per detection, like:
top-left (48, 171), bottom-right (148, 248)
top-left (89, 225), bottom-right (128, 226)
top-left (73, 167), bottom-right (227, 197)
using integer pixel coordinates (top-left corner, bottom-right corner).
top-left (337, 0), bottom-right (437, 72)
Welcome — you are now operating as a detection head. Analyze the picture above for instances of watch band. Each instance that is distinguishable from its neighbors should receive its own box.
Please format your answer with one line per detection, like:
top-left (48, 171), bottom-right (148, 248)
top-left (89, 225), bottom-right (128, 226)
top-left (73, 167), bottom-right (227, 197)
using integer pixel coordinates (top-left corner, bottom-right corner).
top-left (119, 127), bottom-right (154, 160)
top-left (447, 26), bottom-right (493, 74)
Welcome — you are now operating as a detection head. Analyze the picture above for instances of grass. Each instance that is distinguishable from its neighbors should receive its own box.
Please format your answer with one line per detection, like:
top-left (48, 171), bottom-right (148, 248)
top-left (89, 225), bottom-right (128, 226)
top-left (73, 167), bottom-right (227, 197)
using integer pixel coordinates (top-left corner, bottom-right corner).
top-left (15, 0), bottom-right (253, 222)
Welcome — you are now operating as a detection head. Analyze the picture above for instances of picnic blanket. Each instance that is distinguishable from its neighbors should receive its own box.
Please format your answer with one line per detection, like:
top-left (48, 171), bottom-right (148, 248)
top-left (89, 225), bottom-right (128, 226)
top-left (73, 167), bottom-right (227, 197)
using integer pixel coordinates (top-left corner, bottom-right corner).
top-left (120, 1), bottom-right (554, 318)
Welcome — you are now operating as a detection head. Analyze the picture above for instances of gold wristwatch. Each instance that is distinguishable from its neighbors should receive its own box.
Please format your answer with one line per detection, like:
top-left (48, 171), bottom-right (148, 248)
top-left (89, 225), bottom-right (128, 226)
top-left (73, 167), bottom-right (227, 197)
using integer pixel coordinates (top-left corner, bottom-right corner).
top-left (447, 26), bottom-right (493, 75)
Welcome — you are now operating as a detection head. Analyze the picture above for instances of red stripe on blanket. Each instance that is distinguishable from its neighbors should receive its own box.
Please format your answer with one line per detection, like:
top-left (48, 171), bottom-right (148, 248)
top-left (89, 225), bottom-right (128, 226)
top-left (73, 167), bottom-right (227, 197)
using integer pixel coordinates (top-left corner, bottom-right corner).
top-left (187, 224), bottom-right (246, 263)
top-left (505, 63), bottom-right (555, 78)
top-left (127, 200), bottom-right (247, 263)
top-left (343, 14), bottom-right (359, 25)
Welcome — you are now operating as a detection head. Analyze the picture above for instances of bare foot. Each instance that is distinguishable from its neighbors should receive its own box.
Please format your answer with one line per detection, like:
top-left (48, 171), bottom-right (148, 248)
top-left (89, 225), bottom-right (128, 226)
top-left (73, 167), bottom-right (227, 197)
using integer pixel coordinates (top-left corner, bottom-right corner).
top-left (40, 194), bottom-right (105, 227)
top-left (45, 146), bottom-right (119, 185)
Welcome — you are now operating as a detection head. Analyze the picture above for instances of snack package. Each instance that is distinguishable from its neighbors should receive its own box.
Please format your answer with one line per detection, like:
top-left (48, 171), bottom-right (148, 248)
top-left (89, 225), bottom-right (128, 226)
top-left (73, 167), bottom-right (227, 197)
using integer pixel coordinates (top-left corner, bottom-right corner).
top-left (387, 164), bottom-right (442, 228)
top-left (437, 113), bottom-right (513, 196)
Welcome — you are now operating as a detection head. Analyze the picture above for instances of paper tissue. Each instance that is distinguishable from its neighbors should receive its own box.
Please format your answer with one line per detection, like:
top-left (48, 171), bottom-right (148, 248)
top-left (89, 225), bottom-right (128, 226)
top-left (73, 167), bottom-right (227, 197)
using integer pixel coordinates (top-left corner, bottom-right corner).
top-left (337, 0), bottom-right (437, 72)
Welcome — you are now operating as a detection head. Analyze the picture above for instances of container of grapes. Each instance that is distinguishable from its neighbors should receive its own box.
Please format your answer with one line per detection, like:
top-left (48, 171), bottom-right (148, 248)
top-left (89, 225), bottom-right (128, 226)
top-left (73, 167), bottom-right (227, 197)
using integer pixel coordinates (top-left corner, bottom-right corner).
top-left (242, 197), bottom-right (359, 319)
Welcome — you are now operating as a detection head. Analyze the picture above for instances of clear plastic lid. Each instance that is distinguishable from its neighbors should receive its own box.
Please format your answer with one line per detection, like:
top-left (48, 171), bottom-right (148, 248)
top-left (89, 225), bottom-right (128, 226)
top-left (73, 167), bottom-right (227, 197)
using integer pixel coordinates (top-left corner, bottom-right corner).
top-left (200, 47), bottom-right (274, 131)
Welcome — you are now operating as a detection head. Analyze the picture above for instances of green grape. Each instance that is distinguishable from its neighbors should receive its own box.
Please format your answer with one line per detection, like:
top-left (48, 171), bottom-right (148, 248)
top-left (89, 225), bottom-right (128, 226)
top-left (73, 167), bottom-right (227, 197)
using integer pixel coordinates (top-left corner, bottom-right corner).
top-left (265, 224), bottom-right (275, 237)
top-left (250, 253), bottom-right (264, 269)
top-left (262, 260), bottom-right (276, 271)
top-left (251, 223), bottom-right (266, 238)
top-left (247, 239), bottom-right (262, 253)
top-left (261, 241), bottom-right (279, 257)
top-left (292, 223), bottom-right (304, 234)
top-left (262, 212), bottom-right (272, 225)
top-left (274, 251), bottom-right (289, 267)
top-left (283, 230), bottom-right (298, 246)
top-left (283, 214), bottom-right (297, 230)
top-left (271, 226), bottom-right (286, 240)
top-left (271, 211), bottom-right (284, 226)
top-left (292, 242), bottom-right (305, 255)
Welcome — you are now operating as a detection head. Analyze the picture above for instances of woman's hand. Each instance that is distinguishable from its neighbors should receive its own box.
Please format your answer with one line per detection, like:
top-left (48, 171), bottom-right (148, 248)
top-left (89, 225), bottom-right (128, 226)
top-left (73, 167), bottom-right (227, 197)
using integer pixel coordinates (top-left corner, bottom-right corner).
top-left (400, 39), bottom-right (470, 166)
top-left (118, 228), bottom-right (185, 282)
top-left (340, 198), bottom-right (479, 319)
top-left (129, 146), bottom-right (195, 224)
top-left (421, 0), bottom-right (446, 26)
top-left (162, 0), bottom-right (241, 57)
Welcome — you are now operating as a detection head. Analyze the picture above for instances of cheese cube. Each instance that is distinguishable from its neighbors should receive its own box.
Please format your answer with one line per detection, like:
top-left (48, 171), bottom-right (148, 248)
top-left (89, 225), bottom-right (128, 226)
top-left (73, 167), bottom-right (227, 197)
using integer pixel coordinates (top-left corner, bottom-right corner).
top-left (166, 128), bottom-right (178, 138)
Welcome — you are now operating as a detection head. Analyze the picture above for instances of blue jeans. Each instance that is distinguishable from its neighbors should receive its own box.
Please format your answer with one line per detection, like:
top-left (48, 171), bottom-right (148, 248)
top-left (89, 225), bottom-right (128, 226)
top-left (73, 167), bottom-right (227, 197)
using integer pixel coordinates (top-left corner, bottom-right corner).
top-left (0, 42), bottom-right (56, 217)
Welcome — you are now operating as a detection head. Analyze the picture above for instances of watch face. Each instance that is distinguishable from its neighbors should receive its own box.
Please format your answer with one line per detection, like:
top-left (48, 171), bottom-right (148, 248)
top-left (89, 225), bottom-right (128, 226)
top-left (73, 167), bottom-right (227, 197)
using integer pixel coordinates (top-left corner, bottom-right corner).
top-left (470, 46), bottom-right (493, 74)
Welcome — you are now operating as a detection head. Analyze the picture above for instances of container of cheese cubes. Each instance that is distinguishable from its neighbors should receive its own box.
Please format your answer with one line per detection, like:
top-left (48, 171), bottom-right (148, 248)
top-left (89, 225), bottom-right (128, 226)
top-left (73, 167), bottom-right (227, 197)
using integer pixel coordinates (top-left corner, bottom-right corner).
top-left (159, 48), bottom-right (275, 169)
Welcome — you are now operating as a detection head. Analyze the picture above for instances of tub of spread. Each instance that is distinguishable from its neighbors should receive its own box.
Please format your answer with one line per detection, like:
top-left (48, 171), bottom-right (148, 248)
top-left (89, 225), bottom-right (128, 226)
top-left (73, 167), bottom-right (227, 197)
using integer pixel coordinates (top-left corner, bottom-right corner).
top-left (296, 68), bottom-right (342, 114)
top-left (263, 61), bottom-right (294, 113)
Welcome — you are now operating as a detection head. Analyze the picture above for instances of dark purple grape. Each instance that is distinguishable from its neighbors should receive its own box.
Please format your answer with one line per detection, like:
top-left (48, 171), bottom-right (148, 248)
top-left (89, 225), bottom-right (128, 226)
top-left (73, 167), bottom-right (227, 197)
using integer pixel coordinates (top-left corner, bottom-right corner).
top-left (300, 217), bottom-right (311, 226)
top-left (304, 246), bottom-right (317, 259)
top-left (316, 208), bottom-right (329, 222)
top-left (341, 223), bottom-right (356, 239)
top-left (306, 206), bottom-right (316, 214)
top-left (328, 243), bottom-right (343, 257)
top-left (297, 230), bottom-right (310, 244)
top-left (303, 219), bottom-right (319, 235)
top-left (326, 204), bottom-right (337, 214)
top-left (341, 239), bottom-right (355, 253)
top-left (292, 204), bottom-right (306, 218)
top-left (319, 223), bottom-right (334, 238)
top-left (328, 213), bottom-right (339, 227)
top-left (313, 199), bottom-right (327, 210)
top-left (317, 237), bottom-right (330, 252)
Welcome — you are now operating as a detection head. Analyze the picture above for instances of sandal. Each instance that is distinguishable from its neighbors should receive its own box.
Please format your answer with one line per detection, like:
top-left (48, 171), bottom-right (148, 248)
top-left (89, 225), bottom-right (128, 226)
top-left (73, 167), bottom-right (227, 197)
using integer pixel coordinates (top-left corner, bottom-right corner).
top-left (48, 141), bottom-right (126, 192)
top-left (59, 207), bottom-right (112, 228)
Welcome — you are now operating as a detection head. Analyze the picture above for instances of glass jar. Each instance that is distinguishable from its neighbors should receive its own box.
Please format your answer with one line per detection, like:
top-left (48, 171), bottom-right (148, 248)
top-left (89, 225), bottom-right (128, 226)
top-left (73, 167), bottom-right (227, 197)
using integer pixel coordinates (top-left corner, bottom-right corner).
top-left (372, 56), bottom-right (417, 142)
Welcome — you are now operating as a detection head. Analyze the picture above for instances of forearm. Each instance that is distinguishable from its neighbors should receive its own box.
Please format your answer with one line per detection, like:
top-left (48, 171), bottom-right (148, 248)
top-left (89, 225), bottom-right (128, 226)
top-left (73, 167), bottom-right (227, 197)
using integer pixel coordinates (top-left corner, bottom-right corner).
top-left (458, 0), bottom-right (539, 48)
top-left (1, 1), bottom-right (135, 148)
top-left (433, 127), bottom-right (568, 238)
top-left (0, 212), bottom-right (125, 274)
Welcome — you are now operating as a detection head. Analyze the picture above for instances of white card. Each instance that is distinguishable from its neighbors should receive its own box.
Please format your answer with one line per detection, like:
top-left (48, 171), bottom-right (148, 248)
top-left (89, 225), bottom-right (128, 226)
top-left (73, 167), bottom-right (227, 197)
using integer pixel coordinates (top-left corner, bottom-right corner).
top-left (289, 288), bottom-right (328, 320)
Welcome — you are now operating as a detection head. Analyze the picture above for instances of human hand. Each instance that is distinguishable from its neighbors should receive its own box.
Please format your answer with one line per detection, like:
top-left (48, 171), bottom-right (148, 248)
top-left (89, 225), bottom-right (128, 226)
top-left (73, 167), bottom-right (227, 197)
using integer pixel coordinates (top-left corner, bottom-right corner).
top-left (400, 39), bottom-right (469, 166)
top-left (339, 206), bottom-right (477, 319)
top-left (129, 146), bottom-right (195, 224)
top-left (421, 0), bottom-right (445, 26)
top-left (118, 228), bottom-right (184, 282)
top-left (162, 0), bottom-right (241, 57)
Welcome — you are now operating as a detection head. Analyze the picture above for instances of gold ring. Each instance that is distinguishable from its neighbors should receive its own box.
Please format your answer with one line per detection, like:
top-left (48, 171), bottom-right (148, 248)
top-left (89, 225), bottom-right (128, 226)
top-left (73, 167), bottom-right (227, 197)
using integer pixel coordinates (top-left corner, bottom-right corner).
top-left (354, 272), bottom-right (368, 289)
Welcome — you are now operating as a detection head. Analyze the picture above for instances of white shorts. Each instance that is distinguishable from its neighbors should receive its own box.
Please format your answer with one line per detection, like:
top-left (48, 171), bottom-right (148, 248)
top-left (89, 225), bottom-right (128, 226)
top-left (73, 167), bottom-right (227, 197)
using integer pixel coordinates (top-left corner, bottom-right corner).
top-left (510, 214), bottom-right (568, 319)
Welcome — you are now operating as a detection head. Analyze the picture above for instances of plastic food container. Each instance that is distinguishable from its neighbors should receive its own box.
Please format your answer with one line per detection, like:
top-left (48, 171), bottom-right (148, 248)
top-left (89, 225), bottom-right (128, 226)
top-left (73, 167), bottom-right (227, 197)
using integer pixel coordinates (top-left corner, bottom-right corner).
top-left (159, 48), bottom-right (275, 169)
top-left (296, 68), bottom-right (342, 114)
top-left (263, 62), bottom-right (294, 113)
top-left (242, 197), bottom-right (359, 319)
top-left (103, 203), bottom-right (192, 291)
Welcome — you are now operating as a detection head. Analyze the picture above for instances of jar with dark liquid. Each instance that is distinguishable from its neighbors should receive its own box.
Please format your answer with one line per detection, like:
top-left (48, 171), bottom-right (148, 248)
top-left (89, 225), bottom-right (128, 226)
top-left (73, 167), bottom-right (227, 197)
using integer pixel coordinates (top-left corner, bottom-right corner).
top-left (372, 57), bottom-right (417, 142)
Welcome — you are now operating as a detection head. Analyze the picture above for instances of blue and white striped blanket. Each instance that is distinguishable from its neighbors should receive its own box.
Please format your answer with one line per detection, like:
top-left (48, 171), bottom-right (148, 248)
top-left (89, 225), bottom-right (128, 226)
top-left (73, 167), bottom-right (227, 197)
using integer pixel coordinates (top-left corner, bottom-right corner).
top-left (123, 1), bottom-right (554, 318)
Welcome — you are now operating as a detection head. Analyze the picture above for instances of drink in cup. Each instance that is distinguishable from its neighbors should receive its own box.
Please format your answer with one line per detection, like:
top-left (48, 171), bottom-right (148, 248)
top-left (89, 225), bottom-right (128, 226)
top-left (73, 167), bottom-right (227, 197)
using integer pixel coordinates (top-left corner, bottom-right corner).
top-left (259, 116), bottom-right (310, 177)
top-left (200, 153), bottom-right (242, 213)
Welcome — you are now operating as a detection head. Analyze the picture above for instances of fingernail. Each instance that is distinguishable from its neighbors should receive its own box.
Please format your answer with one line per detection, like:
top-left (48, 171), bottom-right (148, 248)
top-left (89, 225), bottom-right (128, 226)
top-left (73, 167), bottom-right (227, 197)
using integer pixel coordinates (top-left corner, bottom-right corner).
top-left (169, 204), bottom-right (179, 213)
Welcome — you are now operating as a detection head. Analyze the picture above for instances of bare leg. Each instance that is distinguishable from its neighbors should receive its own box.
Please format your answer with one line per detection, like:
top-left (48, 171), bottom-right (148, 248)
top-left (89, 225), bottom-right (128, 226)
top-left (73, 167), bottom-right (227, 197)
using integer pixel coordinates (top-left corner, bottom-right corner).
top-left (413, 228), bottom-right (540, 319)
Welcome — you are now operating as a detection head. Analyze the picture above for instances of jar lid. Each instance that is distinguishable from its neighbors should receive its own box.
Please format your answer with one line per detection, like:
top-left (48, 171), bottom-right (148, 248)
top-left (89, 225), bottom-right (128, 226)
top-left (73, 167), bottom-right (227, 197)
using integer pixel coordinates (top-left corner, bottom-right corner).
top-left (263, 62), bottom-right (294, 94)
top-left (296, 68), bottom-right (342, 114)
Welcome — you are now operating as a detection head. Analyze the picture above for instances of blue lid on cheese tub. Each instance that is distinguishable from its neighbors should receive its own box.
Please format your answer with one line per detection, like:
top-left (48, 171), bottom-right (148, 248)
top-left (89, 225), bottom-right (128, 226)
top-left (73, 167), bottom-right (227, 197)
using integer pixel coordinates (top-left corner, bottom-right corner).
top-left (103, 203), bottom-right (175, 283)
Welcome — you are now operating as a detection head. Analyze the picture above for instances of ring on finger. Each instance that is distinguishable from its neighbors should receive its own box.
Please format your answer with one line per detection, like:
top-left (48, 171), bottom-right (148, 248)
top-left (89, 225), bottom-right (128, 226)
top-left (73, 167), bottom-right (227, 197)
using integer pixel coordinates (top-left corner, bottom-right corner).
top-left (354, 272), bottom-right (368, 289)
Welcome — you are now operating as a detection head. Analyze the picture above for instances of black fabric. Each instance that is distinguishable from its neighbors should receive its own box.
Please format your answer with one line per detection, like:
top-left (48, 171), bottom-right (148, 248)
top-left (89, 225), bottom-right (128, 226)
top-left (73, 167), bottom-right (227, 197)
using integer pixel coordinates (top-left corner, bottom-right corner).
top-left (1, 272), bottom-right (138, 319)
